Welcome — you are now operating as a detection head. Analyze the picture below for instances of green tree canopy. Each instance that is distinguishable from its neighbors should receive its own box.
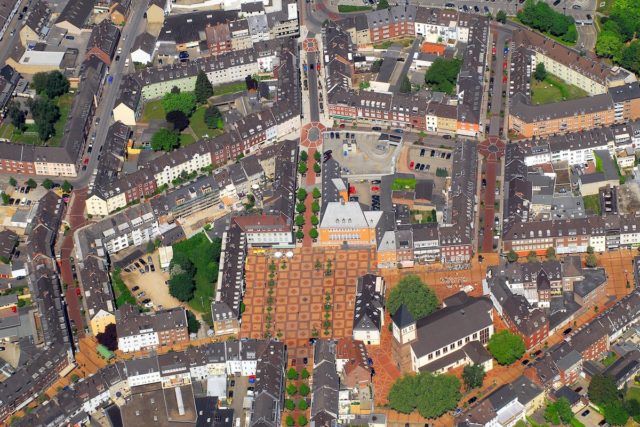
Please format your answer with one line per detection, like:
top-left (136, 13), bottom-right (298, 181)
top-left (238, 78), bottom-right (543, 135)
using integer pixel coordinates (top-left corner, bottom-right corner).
top-left (7, 101), bottom-right (25, 131)
top-left (287, 367), bottom-right (299, 380)
top-left (517, 0), bottom-right (575, 41)
top-left (194, 70), bottom-right (214, 104)
top-left (546, 247), bottom-right (556, 260)
top-left (377, 0), bottom-right (389, 9)
top-left (588, 374), bottom-right (619, 407)
top-left (42, 179), bottom-right (54, 190)
top-left (204, 105), bottom-right (224, 129)
top-left (527, 251), bottom-right (538, 263)
top-left (32, 71), bottom-right (70, 98)
top-left (162, 91), bottom-right (196, 116)
top-left (585, 253), bottom-right (598, 268)
top-left (309, 228), bottom-right (318, 239)
top-left (26, 179), bottom-right (37, 189)
top-left (298, 415), bottom-right (308, 426)
top-left (285, 399), bottom-right (295, 411)
top-left (299, 383), bottom-right (310, 396)
top-left (298, 161), bottom-right (308, 175)
top-left (62, 181), bottom-right (73, 193)
top-left (462, 364), bottom-right (485, 391)
top-left (534, 62), bottom-right (547, 81)
top-left (604, 399), bottom-right (629, 426)
top-left (506, 250), bottom-right (518, 263)
top-left (9, 177), bottom-right (17, 187)
top-left (596, 31), bottom-right (624, 60)
top-left (166, 110), bottom-right (190, 132)
top-left (312, 188), bottom-right (321, 199)
top-left (544, 397), bottom-right (574, 425)
top-left (28, 97), bottom-right (60, 141)
top-left (388, 372), bottom-right (461, 419)
top-left (297, 188), bottom-right (307, 202)
top-left (186, 310), bottom-right (200, 334)
top-left (399, 76), bottom-right (412, 94)
top-left (387, 275), bottom-right (438, 320)
top-left (487, 330), bottom-right (525, 365)
top-left (151, 128), bottom-right (180, 152)
top-left (424, 58), bottom-right (462, 95)
top-left (496, 10), bottom-right (507, 23)
top-left (169, 273), bottom-right (195, 301)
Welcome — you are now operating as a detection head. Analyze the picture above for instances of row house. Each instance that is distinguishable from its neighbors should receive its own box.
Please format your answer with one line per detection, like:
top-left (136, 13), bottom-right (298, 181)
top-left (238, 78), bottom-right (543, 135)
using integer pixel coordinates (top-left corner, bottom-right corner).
top-left (150, 142), bottom-right (213, 187)
top-left (116, 305), bottom-right (189, 353)
top-left (367, 6), bottom-right (416, 43)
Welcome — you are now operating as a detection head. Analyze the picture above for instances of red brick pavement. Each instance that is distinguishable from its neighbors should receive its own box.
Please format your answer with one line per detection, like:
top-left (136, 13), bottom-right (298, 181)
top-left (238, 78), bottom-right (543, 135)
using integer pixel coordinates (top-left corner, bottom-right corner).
top-left (482, 159), bottom-right (497, 252)
top-left (59, 188), bottom-right (89, 338)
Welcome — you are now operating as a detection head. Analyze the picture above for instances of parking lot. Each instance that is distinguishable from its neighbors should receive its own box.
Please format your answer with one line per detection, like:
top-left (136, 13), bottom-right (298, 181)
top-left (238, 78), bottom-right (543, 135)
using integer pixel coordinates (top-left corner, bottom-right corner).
top-left (406, 0), bottom-right (596, 19)
top-left (322, 131), bottom-right (401, 178)
top-left (119, 252), bottom-right (183, 312)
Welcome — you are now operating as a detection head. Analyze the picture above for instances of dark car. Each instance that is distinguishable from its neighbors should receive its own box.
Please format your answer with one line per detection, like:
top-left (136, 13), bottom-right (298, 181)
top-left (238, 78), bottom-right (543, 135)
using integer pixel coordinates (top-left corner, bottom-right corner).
top-left (372, 126), bottom-right (382, 131)
top-left (532, 349), bottom-right (542, 357)
top-left (303, 357), bottom-right (308, 365)
top-left (467, 396), bottom-right (477, 405)
top-left (575, 386), bottom-right (583, 393)
top-left (115, 55), bottom-right (120, 61)
top-left (443, 134), bottom-right (452, 139)
top-left (581, 410), bottom-right (590, 417)
top-left (132, 286), bottom-right (140, 292)
top-left (138, 258), bottom-right (146, 265)
top-left (150, 265), bottom-right (155, 272)
top-left (521, 359), bottom-right (530, 366)
top-left (142, 299), bottom-right (151, 304)
top-left (563, 327), bottom-right (573, 335)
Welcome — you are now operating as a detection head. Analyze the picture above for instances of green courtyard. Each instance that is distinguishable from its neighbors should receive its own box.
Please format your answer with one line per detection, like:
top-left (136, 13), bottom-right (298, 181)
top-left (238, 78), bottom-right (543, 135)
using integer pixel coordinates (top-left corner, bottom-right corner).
top-left (0, 93), bottom-right (74, 146)
top-left (531, 75), bottom-right (589, 105)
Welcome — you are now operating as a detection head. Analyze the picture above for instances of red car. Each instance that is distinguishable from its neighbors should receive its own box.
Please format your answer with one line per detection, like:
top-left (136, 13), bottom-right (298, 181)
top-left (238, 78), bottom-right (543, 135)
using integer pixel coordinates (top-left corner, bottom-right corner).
top-left (409, 161), bottom-right (414, 169)
top-left (502, 75), bottom-right (508, 83)
top-left (492, 47), bottom-right (496, 55)
top-left (371, 186), bottom-right (380, 192)
top-left (503, 61), bottom-right (508, 69)
top-left (316, 63), bottom-right (320, 71)
top-left (83, 157), bottom-right (89, 165)
top-left (75, 288), bottom-right (81, 296)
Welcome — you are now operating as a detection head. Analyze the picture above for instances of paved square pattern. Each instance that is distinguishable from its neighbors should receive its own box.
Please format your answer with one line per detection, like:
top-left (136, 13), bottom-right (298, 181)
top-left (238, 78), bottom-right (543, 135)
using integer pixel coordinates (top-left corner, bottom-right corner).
top-left (240, 247), bottom-right (376, 349)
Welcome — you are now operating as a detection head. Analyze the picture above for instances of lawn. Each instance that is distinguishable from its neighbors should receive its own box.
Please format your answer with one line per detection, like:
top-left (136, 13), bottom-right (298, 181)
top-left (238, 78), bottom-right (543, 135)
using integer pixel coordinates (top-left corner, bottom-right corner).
top-left (171, 233), bottom-right (222, 314)
top-left (337, 4), bottom-right (372, 12)
top-left (112, 269), bottom-right (137, 308)
top-left (601, 352), bottom-right (617, 367)
top-left (582, 194), bottom-right (601, 215)
top-left (597, 0), bottom-right (614, 14)
top-left (392, 178), bottom-right (417, 190)
top-left (0, 93), bottom-right (73, 146)
top-left (531, 75), bottom-right (589, 105)
top-left (179, 133), bottom-right (196, 146)
top-left (190, 106), bottom-right (217, 139)
top-left (214, 81), bottom-right (248, 96)
top-left (141, 99), bottom-right (166, 122)
top-left (626, 386), bottom-right (640, 403)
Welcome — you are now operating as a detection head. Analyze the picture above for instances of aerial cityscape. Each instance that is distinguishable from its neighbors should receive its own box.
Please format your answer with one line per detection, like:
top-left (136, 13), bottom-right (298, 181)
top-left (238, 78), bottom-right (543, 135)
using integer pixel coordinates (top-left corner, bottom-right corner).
top-left (0, 0), bottom-right (639, 425)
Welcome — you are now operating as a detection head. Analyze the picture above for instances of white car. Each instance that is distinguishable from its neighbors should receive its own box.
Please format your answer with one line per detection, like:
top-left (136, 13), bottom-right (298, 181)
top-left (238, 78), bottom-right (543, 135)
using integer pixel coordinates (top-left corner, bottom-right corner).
top-left (124, 58), bottom-right (129, 67)
top-left (144, 302), bottom-right (154, 308)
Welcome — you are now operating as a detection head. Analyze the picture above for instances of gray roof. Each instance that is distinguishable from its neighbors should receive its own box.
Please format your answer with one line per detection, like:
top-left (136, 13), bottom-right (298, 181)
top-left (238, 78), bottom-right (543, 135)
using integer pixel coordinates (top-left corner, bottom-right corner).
top-left (158, 10), bottom-right (238, 45)
top-left (510, 92), bottom-right (613, 123)
top-left (411, 295), bottom-right (493, 358)
top-left (353, 274), bottom-right (384, 332)
top-left (55, 0), bottom-right (93, 29)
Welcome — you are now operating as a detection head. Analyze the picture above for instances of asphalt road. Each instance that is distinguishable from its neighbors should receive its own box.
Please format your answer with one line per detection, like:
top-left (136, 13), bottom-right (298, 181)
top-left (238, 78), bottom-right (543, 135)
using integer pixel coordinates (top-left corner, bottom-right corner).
top-left (577, 24), bottom-right (597, 51)
top-left (73, 0), bottom-right (148, 188)
top-left (489, 30), bottom-right (509, 136)
top-left (389, 37), bottom-right (422, 93)
top-left (306, 50), bottom-right (321, 122)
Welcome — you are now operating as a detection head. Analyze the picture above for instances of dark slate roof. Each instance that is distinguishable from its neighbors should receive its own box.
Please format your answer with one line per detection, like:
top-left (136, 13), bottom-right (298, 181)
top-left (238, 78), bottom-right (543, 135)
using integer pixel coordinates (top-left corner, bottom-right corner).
top-left (55, 0), bottom-right (93, 29)
top-left (353, 274), bottom-right (384, 332)
top-left (391, 304), bottom-right (414, 329)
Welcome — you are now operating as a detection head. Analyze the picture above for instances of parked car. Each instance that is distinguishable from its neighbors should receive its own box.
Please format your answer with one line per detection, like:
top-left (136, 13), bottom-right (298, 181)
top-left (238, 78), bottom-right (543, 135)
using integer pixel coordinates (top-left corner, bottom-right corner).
top-left (132, 286), bottom-right (140, 292)
top-left (142, 298), bottom-right (151, 304)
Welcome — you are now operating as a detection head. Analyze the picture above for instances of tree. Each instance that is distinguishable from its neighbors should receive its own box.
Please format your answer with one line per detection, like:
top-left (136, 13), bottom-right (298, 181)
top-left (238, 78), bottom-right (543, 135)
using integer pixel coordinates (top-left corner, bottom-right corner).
top-left (312, 188), bottom-right (321, 199)
top-left (585, 253), bottom-right (598, 268)
top-left (387, 275), bottom-right (438, 320)
top-left (285, 416), bottom-right (294, 427)
top-left (287, 384), bottom-right (298, 396)
top-left (300, 151), bottom-right (308, 162)
top-left (527, 251), bottom-right (537, 263)
top-left (587, 245), bottom-right (594, 254)
top-left (487, 330), bottom-right (525, 365)
top-left (194, 70), bottom-right (213, 104)
top-left (544, 397), bottom-right (574, 425)
top-left (287, 367), bottom-right (299, 380)
top-left (169, 273), bottom-right (195, 301)
top-left (26, 179), bottom-right (37, 189)
top-left (313, 163), bottom-right (321, 174)
top-left (151, 128), bottom-right (180, 151)
top-left (285, 399), bottom-right (295, 411)
top-left (388, 372), bottom-right (461, 419)
top-left (296, 230), bottom-right (304, 240)
top-left (534, 62), bottom-right (547, 81)
top-left (62, 181), bottom-right (73, 193)
top-left (506, 250), bottom-right (518, 263)
top-left (42, 179), bottom-right (54, 190)
top-left (624, 398), bottom-right (640, 417)
top-left (588, 374), bottom-right (619, 407)
top-left (171, 86), bottom-right (181, 94)
top-left (399, 76), bottom-right (412, 94)
top-left (166, 110), bottom-right (190, 132)
top-left (297, 188), bottom-right (307, 202)
top-left (301, 368), bottom-right (310, 379)
top-left (298, 399), bottom-right (308, 410)
top-left (596, 31), bottom-right (624, 60)
top-left (311, 201), bottom-right (320, 213)
top-left (162, 91), bottom-right (196, 117)
top-left (298, 415), bottom-right (308, 426)
top-left (96, 323), bottom-right (118, 351)
top-left (29, 97), bottom-right (60, 141)
top-left (9, 177), bottom-right (17, 187)
top-left (377, 0), bottom-right (389, 9)
top-left (545, 247), bottom-right (556, 260)
top-left (496, 10), bottom-right (507, 24)
top-left (424, 58), bottom-right (462, 95)
top-left (299, 383), bottom-right (310, 396)
top-left (619, 40), bottom-right (640, 75)
top-left (1, 194), bottom-right (9, 206)
top-left (311, 215), bottom-right (319, 226)
top-left (7, 101), bottom-right (25, 131)
top-left (462, 364), bottom-right (485, 391)
top-left (309, 228), bottom-right (318, 240)
top-left (204, 105), bottom-right (224, 129)
top-left (32, 71), bottom-right (69, 98)
top-left (298, 161), bottom-right (308, 175)
top-left (604, 400), bottom-right (629, 426)
top-left (186, 310), bottom-right (200, 334)
top-left (296, 202), bottom-right (306, 213)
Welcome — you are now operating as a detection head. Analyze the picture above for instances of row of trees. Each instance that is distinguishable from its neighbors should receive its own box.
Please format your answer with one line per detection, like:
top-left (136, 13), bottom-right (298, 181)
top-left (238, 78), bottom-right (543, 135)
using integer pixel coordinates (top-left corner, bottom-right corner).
top-left (595, 0), bottom-right (640, 74)
top-left (517, 0), bottom-right (577, 43)
top-left (507, 246), bottom-right (598, 267)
